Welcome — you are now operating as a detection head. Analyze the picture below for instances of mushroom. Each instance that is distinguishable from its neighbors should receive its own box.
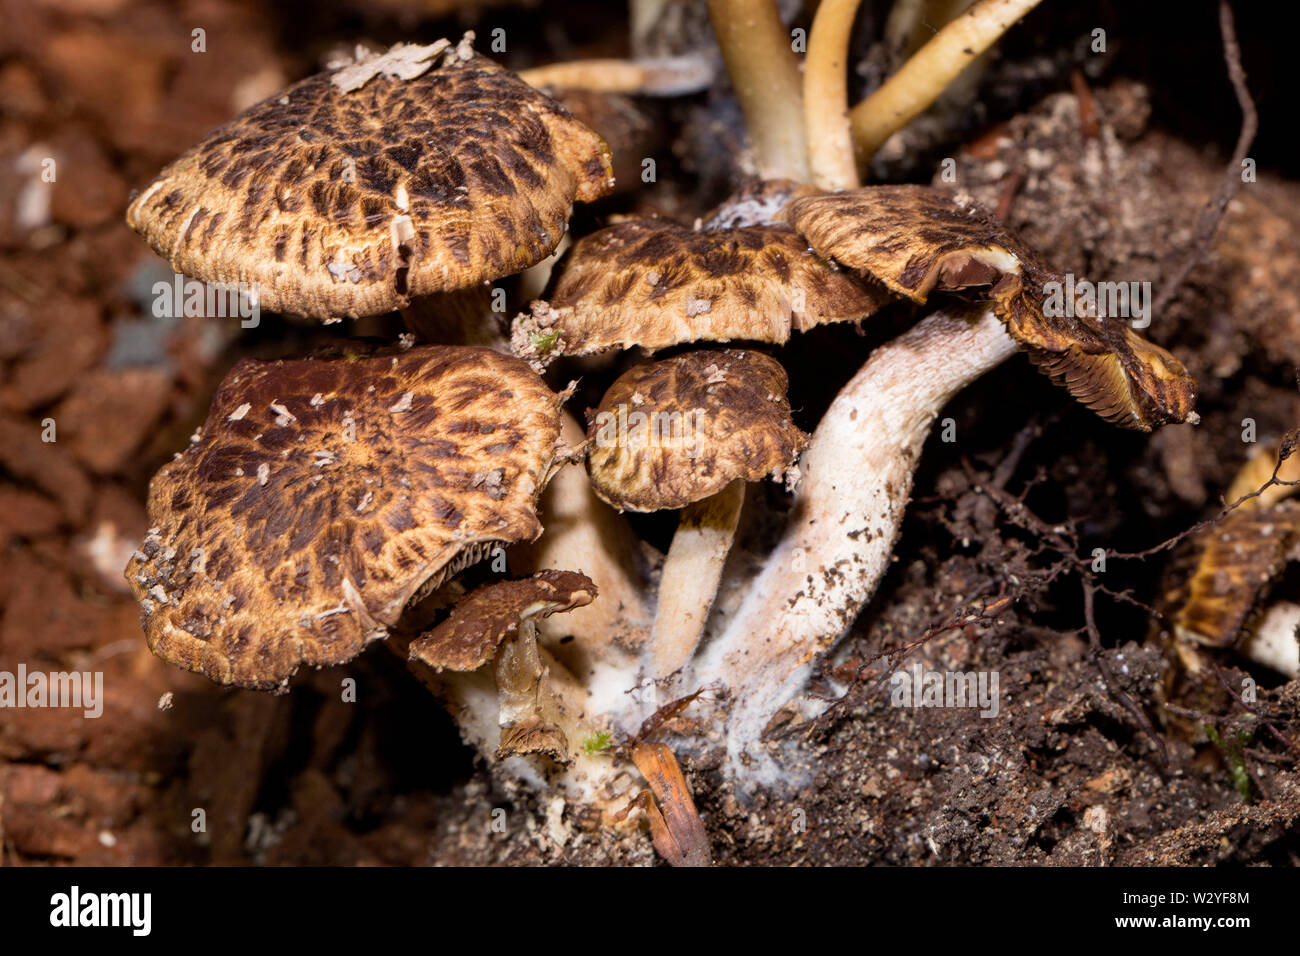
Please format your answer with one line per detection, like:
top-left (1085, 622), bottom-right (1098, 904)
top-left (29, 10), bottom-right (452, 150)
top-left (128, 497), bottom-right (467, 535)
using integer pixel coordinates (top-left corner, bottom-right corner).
top-left (586, 350), bottom-right (806, 683)
top-left (541, 88), bottom-right (661, 199)
top-left (804, 0), bottom-right (866, 191)
top-left (514, 412), bottom-right (654, 707)
top-left (410, 570), bottom-right (598, 761)
top-left (511, 215), bottom-right (889, 366)
top-left (124, 344), bottom-right (564, 691)
top-left (126, 37), bottom-right (614, 342)
top-left (687, 184), bottom-right (1197, 778)
top-left (697, 178), bottom-right (823, 231)
top-left (1172, 441), bottom-right (1300, 677)
top-left (785, 185), bottom-right (1198, 431)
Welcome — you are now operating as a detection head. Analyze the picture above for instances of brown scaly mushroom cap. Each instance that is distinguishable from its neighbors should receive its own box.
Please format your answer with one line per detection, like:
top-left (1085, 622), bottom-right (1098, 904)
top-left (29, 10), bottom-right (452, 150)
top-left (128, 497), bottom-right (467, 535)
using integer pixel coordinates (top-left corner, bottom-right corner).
top-left (786, 185), bottom-right (1198, 430)
top-left (126, 39), bottom-right (614, 320)
top-left (585, 349), bottom-right (806, 512)
top-left (1172, 502), bottom-right (1300, 648)
top-left (546, 88), bottom-right (658, 197)
top-left (512, 218), bottom-right (888, 364)
top-left (126, 345), bottom-right (563, 690)
top-left (409, 570), bottom-right (597, 671)
top-left (1173, 441), bottom-right (1300, 648)
top-left (786, 185), bottom-right (1037, 301)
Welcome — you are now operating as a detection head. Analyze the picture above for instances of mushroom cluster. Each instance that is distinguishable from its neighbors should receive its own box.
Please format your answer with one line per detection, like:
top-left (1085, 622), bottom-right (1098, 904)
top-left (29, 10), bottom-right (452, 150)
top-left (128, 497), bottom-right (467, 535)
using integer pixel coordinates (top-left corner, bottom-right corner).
top-left (125, 10), bottom-right (1201, 852)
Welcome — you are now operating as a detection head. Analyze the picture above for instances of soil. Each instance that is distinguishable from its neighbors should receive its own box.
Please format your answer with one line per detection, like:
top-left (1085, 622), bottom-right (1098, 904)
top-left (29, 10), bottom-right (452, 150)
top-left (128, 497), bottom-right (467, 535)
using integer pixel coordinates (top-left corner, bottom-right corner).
top-left (1, 0), bottom-right (1297, 866)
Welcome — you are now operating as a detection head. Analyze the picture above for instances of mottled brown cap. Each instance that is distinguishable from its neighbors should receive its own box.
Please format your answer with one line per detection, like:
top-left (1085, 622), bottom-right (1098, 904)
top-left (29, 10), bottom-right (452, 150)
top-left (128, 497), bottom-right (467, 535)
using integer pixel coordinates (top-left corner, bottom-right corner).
top-left (409, 569), bottom-right (596, 672)
top-left (1016, 319), bottom-right (1198, 430)
top-left (585, 349), bottom-right (806, 511)
top-left (1173, 502), bottom-right (1300, 648)
top-left (126, 41), bottom-right (614, 320)
top-left (1173, 440), bottom-right (1300, 647)
top-left (126, 345), bottom-right (563, 689)
top-left (787, 185), bottom-right (1198, 431)
top-left (548, 88), bottom-right (657, 196)
top-left (786, 185), bottom-right (1040, 302)
top-left (511, 219), bottom-right (888, 364)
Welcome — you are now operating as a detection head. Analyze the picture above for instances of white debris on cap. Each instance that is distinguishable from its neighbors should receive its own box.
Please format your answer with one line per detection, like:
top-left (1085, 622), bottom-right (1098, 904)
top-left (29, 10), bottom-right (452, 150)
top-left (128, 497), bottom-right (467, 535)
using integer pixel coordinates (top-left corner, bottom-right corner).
top-left (330, 40), bottom-right (453, 93)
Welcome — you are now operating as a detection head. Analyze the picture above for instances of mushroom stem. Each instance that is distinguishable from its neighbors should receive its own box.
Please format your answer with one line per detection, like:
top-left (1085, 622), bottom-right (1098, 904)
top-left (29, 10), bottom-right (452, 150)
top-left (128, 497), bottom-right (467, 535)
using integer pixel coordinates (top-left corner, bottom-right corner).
top-left (647, 478), bottom-right (748, 681)
top-left (804, 0), bottom-right (865, 191)
top-left (494, 619), bottom-right (568, 756)
top-left (849, 0), bottom-right (1043, 166)
top-left (519, 56), bottom-right (714, 96)
top-left (649, 479), bottom-right (746, 682)
top-left (1241, 602), bottom-right (1300, 677)
top-left (520, 413), bottom-right (652, 714)
top-left (706, 0), bottom-right (811, 181)
top-left (885, 0), bottom-right (979, 63)
top-left (394, 634), bottom-right (637, 818)
top-left (690, 308), bottom-right (1017, 777)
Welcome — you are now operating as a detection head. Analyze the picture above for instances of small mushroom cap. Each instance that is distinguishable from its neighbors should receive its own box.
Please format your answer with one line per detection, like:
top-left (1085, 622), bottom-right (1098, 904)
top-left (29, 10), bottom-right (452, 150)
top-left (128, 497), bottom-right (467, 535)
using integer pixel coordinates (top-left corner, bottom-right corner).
top-left (786, 185), bottom-right (1035, 303)
top-left (585, 349), bottom-right (806, 511)
top-left (1173, 501), bottom-right (1300, 647)
top-left (512, 219), bottom-right (888, 363)
top-left (1020, 319), bottom-right (1198, 430)
top-left (409, 569), bottom-right (597, 671)
top-left (126, 42), bottom-right (614, 320)
top-left (1174, 441), bottom-right (1300, 646)
top-left (547, 88), bottom-right (658, 195)
top-left (126, 345), bottom-right (562, 690)
top-left (788, 185), bottom-right (1198, 431)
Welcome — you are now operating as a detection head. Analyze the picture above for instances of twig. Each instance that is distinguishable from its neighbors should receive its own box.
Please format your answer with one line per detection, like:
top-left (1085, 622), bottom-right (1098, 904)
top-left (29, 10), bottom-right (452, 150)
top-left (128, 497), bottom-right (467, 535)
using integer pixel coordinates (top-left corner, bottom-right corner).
top-left (1151, 0), bottom-right (1258, 318)
top-left (1070, 69), bottom-right (1099, 140)
top-left (1107, 432), bottom-right (1299, 561)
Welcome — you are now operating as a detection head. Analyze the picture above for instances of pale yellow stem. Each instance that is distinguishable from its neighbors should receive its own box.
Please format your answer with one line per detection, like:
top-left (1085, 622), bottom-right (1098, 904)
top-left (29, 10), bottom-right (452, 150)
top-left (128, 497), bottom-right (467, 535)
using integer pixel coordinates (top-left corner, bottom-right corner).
top-left (850, 0), bottom-right (1044, 165)
top-left (518, 56), bottom-right (713, 96)
top-left (707, 0), bottom-right (811, 181)
top-left (805, 0), bottom-right (865, 191)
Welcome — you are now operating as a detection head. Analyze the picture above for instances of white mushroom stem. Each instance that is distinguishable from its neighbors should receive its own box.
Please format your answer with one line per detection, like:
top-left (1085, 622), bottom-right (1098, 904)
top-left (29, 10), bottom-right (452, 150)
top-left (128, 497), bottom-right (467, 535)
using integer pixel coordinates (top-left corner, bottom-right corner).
top-left (690, 308), bottom-right (1017, 777)
top-left (804, 0), bottom-right (865, 191)
top-left (1241, 603), bottom-right (1300, 678)
top-left (519, 55), bottom-right (714, 96)
top-left (850, 0), bottom-right (1044, 165)
top-left (521, 413), bottom-right (653, 720)
top-left (649, 479), bottom-right (746, 682)
top-left (399, 637), bottom-right (637, 822)
top-left (706, 0), bottom-right (811, 182)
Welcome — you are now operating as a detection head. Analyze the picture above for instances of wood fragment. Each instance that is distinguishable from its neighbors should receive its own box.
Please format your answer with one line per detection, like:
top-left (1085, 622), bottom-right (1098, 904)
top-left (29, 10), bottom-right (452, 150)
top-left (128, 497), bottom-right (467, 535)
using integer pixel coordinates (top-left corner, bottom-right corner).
top-left (630, 742), bottom-right (712, 867)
